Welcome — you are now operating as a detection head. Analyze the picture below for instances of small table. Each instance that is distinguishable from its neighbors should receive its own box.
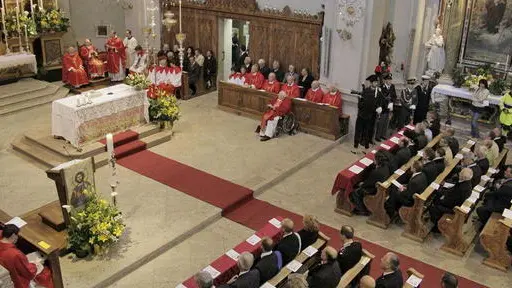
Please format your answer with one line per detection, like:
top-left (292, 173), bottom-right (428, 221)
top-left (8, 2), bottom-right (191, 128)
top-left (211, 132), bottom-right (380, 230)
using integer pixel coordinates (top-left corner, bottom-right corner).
top-left (51, 84), bottom-right (149, 148)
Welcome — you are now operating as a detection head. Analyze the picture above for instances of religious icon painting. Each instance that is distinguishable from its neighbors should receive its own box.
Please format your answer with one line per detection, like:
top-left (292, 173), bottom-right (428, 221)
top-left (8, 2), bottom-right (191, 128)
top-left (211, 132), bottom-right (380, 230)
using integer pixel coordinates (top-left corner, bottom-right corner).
top-left (61, 158), bottom-right (96, 209)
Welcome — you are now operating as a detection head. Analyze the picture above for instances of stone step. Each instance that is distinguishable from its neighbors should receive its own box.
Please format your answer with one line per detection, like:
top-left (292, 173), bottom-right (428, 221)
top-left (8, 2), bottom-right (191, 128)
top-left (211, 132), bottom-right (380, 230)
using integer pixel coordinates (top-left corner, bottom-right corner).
top-left (0, 78), bottom-right (49, 99)
top-left (0, 84), bottom-right (60, 107)
top-left (0, 87), bottom-right (69, 116)
top-left (12, 137), bottom-right (70, 169)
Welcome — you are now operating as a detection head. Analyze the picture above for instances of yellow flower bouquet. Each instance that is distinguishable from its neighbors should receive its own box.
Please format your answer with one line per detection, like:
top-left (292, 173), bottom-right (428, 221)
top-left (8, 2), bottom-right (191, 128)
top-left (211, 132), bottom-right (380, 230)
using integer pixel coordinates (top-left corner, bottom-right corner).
top-left (125, 73), bottom-right (151, 90)
top-left (148, 86), bottom-right (181, 125)
top-left (67, 189), bottom-right (125, 258)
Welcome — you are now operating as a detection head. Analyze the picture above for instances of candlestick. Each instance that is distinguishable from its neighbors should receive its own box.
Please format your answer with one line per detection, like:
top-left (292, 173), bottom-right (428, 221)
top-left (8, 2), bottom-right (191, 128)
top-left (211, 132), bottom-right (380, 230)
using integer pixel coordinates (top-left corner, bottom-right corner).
top-left (179, 0), bottom-right (182, 32)
top-left (15, 1), bottom-right (24, 52)
top-left (30, 0), bottom-right (34, 15)
top-left (106, 133), bottom-right (114, 155)
top-left (1, 4), bottom-right (9, 54)
top-left (24, 24), bottom-right (29, 52)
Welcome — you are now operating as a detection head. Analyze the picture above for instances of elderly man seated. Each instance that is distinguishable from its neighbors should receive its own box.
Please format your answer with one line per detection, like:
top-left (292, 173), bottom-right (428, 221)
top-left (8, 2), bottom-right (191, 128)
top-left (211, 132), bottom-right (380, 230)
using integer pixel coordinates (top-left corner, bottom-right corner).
top-left (262, 72), bottom-right (281, 94)
top-left (322, 85), bottom-right (342, 112)
top-left (194, 271), bottom-right (214, 288)
top-left (280, 75), bottom-right (300, 98)
top-left (306, 246), bottom-right (342, 288)
top-left (375, 252), bottom-right (403, 287)
top-left (244, 64), bottom-right (265, 89)
top-left (226, 252), bottom-right (260, 288)
top-left (255, 91), bottom-right (292, 142)
top-left (275, 218), bottom-right (301, 265)
top-left (253, 237), bottom-right (280, 284)
top-left (305, 81), bottom-right (324, 103)
top-left (79, 38), bottom-right (106, 79)
top-left (62, 46), bottom-right (89, 88)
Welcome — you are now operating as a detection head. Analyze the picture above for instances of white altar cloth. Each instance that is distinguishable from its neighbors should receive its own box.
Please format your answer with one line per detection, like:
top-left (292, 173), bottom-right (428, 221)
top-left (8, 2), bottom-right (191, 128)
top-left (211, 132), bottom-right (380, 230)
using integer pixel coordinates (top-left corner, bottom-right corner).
top-left (52, 84), bottom-right (149, 147)
top-left (0, 53), bottom-right (37, 73)
top-left (432, 84), bottom-right (501, 105)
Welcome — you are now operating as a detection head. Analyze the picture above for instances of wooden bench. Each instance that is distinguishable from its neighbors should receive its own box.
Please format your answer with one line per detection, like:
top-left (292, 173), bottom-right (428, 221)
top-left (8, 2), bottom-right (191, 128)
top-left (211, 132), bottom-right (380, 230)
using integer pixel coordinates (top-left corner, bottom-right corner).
top-left (337, 249), bottom-right (375, 288)
top-left (399, 140), bottom-right (476, 242)
top-left (479, 210), bottom-right (512, 271)
top-left (438, 148), bottom-right (508, 256)
top-left (266, 232), bottom-right (330, 287)
top-left (364, 134), bottom-right (443, 229)
top-left (403, 268), bottom-right (424, 288)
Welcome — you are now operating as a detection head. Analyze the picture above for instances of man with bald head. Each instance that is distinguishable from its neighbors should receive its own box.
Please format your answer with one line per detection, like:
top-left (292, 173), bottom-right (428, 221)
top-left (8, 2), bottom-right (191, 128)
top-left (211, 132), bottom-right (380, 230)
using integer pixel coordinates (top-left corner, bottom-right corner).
top-left (258, 59), bottom-right (271, 79)
top-left (375, 252), bottom-right (403, 287)
top-left (322, 85), bottom-right (343, 112)
top-left (227, 252), bottom-right (260, 288)
top-left (62, 46), bottom-right (89, 88)
top-left (360, 275), bottom-right (376, 288)
top-left (337, 225), bottom-right (362, 274)
top-left (275, 218), bottom-right (301, 264)
top-left (262, 72), bottom-right (281, 94)
top-left (280, 75), bottom-right (301, 98)
top-left (306, 246), bottom-right (342, 288)
top-left (305, 81), bottom-right (324, 103)
top-left (253, 237), bottom-right (280, 284)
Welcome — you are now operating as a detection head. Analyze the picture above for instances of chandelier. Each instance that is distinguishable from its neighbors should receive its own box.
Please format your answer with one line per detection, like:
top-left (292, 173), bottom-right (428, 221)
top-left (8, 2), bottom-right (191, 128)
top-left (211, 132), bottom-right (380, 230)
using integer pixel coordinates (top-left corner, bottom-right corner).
top-left (162, 11), bottom-right (177, 31)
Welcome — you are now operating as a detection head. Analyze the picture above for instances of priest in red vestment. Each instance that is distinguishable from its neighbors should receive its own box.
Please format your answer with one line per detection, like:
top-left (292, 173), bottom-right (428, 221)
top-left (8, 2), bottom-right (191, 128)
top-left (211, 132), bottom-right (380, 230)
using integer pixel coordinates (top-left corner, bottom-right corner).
top-left (280, 75), bottom-right (300, 98)
top-left (305, 81), bottom-right (324, 103)
top-left (62, 46), bottom-right (89, 88)
top-left (256, 91), bottom-right (292, 141)
top-left (262, 72), bottom-right (281, 94)
top-left (0, 225), bottom-right (54, 288)
top-left (79, 38), bottom-right (105, 79)
top-left (322, 85), bottom-right (343, 113)
top-left (105, 31), bottom-right (126, 82)
top-left (244, 64), bottom-right (265, 89)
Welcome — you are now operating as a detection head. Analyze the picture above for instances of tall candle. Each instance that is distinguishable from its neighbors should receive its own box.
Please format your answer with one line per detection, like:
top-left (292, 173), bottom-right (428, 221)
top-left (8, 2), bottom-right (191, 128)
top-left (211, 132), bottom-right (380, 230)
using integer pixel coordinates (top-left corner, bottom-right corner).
top-left (179, 0), bottom-right (182, 32)
top-left (106, 133), bottom-right (114, 154)
top-left (1, 6), bottom-right (5, 31)
top-left (24, 24), bottom-right (29, 52)
top-left (54, 0), bottom-right (58, 9)
top-left (30, 0), bottom-right (34, 15)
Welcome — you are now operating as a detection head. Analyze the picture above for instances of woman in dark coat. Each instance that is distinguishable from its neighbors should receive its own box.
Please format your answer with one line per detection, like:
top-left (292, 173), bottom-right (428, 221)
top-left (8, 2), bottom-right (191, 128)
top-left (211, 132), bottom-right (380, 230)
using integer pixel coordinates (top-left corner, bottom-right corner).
top-left (298, 68), bottom-right (314, 98)
top-left (204, 50), bottom-right (217, 89)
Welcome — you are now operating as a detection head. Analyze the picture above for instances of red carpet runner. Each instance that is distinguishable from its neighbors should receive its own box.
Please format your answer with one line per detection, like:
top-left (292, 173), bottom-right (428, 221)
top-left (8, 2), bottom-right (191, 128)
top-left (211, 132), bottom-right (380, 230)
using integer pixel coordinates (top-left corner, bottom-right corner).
top-left (118, 150), bottom-right (487, 288)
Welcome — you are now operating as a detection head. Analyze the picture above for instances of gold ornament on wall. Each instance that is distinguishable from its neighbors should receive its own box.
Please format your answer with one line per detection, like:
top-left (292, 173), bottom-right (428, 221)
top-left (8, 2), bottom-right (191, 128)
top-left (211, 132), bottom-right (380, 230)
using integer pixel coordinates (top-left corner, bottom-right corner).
top-left (336, 0), bottom-right (365, 41)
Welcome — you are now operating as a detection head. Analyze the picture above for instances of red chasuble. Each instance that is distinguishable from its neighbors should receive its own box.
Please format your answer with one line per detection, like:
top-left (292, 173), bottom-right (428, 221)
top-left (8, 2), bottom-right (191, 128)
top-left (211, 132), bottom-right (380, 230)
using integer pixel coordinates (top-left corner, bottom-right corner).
top-left (62, 52), bottom-right (89, 87)
top-left (305, 88), bottom-right (324, 103)
top-left (262, 80), bottom-right (281, 94)
top-left (322, 91), bottom-right (343, 112)
top-left (244, 72), bottom-right (265, 89)
top-left (260, 96), bottom-right (292, 128)
top-left (0, 240), bottom-right (54, 288)
top-left (106, 36), bottom-right (126, 74)
top-left (79, 45), bottom-right (105, 78)
top-left (280, 84), bottom-right (300, 98)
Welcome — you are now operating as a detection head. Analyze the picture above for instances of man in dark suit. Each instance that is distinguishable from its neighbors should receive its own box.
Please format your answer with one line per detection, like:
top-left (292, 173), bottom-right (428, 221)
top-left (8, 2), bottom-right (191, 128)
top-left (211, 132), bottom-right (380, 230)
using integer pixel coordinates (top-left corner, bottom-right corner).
top-left (477, 166), bottom-right (512, 223)
top-left (350, 151), bottom-right (391, 215)
top-left (429, 168), bottom-right (473, 232)
top-left (462, 152), bottom-right (482, 187)
top-left (476, 146), bottom-right (490, 175)
top-left (427, 110), bottom-right (441, 138)
top-left (271, 60), bottom-right (285, 83)
top-left (434, 148), bottom-right (446, 175)
top-left (237, 45), bottom-right (248, 70)
top-left (445, 128), bottom-right (459, 156)
top-left (422, 147), bottom-right (440, 183)
top-left (227, 252), bottom-right (260, 288)
top-left (491, 128), bottom-right (506, 152)
top-left (353, 75), bottom-right (381, 150)
top-left (275, 218), bottom-right (301, 265)
top-left (413, 75), bottom-right (430, 124)
top-left (188, 56), bottom-right (200, 96)
top-left (257, 59), bottom-right (271, 79)
top-left (385, 161), bottom-right (428, 217)
top-left (253, 237), bottom-right (280, 284)
top-left (194, 271), bottom-right (214, 288)
top-left (337, 226), bottom-right (362, 275)
top-left (307, 246), bottom-right (342, 288)
top-left (390, 138), bottom-right (412, 172)
top-left (375, 252), bottom-right (403, 288)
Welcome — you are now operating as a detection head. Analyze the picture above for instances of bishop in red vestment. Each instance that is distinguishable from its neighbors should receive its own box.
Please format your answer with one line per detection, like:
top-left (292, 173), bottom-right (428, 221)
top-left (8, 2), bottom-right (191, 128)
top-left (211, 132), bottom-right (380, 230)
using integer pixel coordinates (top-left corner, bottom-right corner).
top-left (105, 32), bottom-right (126, 81)
top-left (305, 81), bottom-right (324, 103)
top-left (262, 72), bottom-right (281, 94)
top-left (244, 64), bottom-right (265, 89)
top-left (79, 39), bottom-right (105, 79)
top-left (322, 85), bottom-right (343, 113)
top-left (280, 75), bottom-right (300, 98)
top-left (257, 91), bottom-right (292, 141)
top-left (62, 46), bottom-right (89, 88)
top-left (0, 225), bottom-right (54, 288)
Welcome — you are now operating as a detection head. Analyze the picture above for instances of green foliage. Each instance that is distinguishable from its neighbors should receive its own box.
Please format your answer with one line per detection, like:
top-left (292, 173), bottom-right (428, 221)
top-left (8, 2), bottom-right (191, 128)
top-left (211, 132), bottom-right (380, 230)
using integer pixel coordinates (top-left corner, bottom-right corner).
top-left (489, 78), bottom-right (508, 96)
top-left (453, 68), bottom-right (466, 88)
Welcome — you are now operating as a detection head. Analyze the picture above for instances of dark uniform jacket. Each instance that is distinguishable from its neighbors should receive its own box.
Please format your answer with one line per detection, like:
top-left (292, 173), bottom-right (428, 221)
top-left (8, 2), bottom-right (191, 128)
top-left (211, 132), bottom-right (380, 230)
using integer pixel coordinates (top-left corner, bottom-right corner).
top-left (376, 270), bottom-right (403, 288)
top-left (381, 83), bottom-right (397, 114)
top-left (253, 252), bottom-right (279, 284)
top-left (358, 87), bottom-right (379, 120)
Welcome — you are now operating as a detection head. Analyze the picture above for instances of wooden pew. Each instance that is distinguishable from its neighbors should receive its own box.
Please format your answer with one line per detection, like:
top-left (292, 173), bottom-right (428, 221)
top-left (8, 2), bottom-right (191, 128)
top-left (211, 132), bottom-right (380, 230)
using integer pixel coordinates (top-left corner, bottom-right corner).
top-left (479, 209), bottom-right (512, 271)
top-left (337, 249), bottom-right (375, 288)
top-left (403, 268), bottom-right (424, 288)
top-left (0, 202), bottom-right (66, 288)
top-left (364, 134), bottom-right (443, 229)
top-left (438, 148), bottom-right (508, 256)
top-left (266, 233), bottom-right (330, 287)
top-left (399, 140), bottom-right (476, 242)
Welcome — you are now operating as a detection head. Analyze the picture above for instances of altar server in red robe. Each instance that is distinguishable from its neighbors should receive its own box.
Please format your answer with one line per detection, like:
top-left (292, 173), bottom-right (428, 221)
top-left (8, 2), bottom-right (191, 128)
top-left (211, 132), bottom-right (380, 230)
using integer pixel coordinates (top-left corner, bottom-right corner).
top-left (256, 91), bottom-right (292, 141)
top-left (244, 64), bottom-right (265, 89)
top-left (106, 31), bottom-right (126, 82)
top-left (62, 46), bottom-right (89, 88)
top-left (79, 39), bottom-right (106, 79)
top-left (0, 225), bottom-right (54, 288)
top-left (305, 81), bottom-right (324, 103)
top-left (262, 72), bottom-right (281, 94)
top-left (280, 75), bottom-right (300, 98)
top-left (322, 85), bottom-right (343, 112)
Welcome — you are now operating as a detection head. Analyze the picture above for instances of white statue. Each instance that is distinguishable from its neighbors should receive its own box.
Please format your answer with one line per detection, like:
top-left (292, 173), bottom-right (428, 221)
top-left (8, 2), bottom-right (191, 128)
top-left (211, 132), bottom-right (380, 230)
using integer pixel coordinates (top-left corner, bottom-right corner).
top-left (425, 27), bottom-right (445, 76)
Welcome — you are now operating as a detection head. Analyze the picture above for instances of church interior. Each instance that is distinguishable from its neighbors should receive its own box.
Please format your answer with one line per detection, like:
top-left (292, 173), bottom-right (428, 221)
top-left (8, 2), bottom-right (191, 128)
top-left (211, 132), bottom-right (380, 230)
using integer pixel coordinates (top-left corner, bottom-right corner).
top-left (1, 0), bottom-right (512, 287)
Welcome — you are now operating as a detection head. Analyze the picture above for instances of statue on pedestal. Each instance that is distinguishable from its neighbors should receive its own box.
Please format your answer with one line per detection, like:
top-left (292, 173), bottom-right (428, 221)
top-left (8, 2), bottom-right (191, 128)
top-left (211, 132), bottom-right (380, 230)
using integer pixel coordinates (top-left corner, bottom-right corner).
top-left (379, 22), bottom-right (396, 65)
top-left (425, 27), bottom-right (445, 76)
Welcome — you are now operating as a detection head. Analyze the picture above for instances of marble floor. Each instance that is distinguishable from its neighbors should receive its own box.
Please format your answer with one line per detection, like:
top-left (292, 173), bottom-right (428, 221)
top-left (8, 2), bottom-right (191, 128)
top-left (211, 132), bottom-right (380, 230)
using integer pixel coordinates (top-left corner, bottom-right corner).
top-left (0, 91), bottom-right (510, 288)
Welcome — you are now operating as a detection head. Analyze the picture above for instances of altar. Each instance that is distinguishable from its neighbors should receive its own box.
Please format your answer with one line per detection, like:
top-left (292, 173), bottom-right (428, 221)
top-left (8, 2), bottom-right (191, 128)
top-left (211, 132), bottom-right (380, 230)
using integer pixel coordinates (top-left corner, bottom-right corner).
top-left (51, 84), bottom-right (149, 148)
top-left (0, 53), bottom-right (38, 80)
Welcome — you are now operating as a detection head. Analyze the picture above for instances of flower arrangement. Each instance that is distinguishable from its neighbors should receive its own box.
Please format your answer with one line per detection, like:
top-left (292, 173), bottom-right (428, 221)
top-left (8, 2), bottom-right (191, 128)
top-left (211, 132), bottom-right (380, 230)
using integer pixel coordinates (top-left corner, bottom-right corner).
top-left (67, 189), bottom-right (125, 258)
top-left (35, 8), bottom-right (70, 33)
top-left (463, 64), bottom-right (494, 91)
top-left (148, 84), bottom-right (180, 126)
top-left (125, 73), bottom-right (151, 90)
top-left (4, 9), bottom-right (37, 37)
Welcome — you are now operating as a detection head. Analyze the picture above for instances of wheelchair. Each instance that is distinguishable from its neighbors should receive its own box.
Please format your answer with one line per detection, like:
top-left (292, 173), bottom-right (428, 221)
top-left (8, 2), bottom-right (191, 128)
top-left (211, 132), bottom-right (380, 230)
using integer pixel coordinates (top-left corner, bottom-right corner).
top-left (275, 112), bottom-right (298, 137)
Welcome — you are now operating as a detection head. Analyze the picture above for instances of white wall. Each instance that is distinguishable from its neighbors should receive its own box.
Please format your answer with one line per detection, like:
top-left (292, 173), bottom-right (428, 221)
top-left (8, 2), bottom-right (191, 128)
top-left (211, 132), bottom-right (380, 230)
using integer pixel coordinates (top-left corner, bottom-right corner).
top-left (256, 0), bottom-right (325, 13)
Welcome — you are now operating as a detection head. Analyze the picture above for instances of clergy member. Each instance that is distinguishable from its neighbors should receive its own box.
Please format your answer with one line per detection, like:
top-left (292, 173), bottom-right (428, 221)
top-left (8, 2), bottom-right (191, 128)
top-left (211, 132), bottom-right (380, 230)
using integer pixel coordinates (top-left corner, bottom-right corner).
top-left (62, 46), bottom-right (89, 88)
top-left (257, 91), bottom-right (292, 141)
top-left (123, 29), bottom-right (138, 71)
top-left (0, 224), bottom-right (54, 288)
top-left (322, 85), bottom-right (343, 112)
top-left (129, 45), bottom-right (148, 74)
top-left (305, 81), bottom-right (324, 103)
top-left (79, 39), bottom-right (105, 79)
top-left (262, 72), bottom-right (281, 94)
top-left (244, 64), bottom-right (265, 90)
top-left (280, 75), bottom-right (300, 98)
top-left (106, 31), bottom-right (126, 82)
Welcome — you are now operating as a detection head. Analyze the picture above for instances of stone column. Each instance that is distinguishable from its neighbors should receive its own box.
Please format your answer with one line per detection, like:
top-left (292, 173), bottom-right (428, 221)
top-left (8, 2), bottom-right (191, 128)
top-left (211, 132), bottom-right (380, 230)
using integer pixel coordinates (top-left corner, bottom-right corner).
top-left (408, 0), bottom-right (426, 79)
top-left (439, 0), bottom-right (466, 83)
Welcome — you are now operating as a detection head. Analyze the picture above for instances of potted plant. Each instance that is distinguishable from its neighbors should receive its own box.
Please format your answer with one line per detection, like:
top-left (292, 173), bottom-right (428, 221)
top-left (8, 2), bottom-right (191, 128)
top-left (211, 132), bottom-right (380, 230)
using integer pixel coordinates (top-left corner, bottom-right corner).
top-left (125, 73), bottom-right (151, 90)
top-left (147, 84), bottom-right (180, 129)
